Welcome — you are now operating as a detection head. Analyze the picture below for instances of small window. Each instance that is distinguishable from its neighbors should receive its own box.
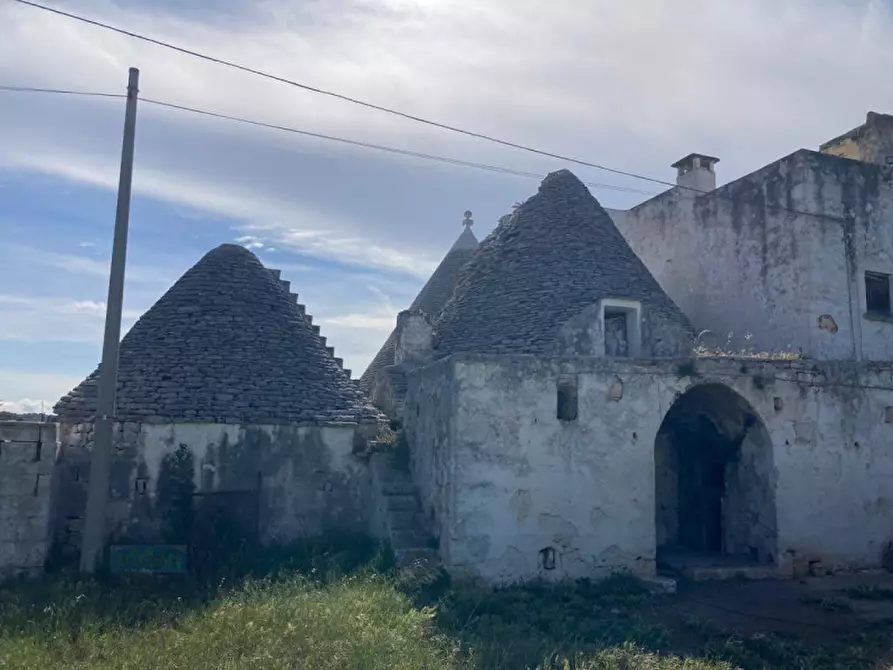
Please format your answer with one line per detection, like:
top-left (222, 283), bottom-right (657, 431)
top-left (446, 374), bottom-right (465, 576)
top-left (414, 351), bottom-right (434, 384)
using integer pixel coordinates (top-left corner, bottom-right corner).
top-left (557, 376), bottom-right (578, 422)
top-left (865, 271), bottom-right (891, 315)
top-left (604, 309), bottom-right (630, 357)
top-left (601, 299), bottom-right (642, 357)
top-left (540, 546), bottom-right (556, 570)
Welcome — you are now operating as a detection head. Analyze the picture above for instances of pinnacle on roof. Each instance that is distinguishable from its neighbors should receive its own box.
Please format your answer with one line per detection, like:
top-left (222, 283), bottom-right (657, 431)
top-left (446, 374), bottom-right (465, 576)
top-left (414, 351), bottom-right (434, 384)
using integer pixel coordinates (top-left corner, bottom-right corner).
top-left (433, 170), bottom-right (694, 356)
top-left (450, 211), bottom-right (479, 252)
top-left (55, 244), bottom-right (379, 424)
top-left (359, 213), bottom-right (480, 393)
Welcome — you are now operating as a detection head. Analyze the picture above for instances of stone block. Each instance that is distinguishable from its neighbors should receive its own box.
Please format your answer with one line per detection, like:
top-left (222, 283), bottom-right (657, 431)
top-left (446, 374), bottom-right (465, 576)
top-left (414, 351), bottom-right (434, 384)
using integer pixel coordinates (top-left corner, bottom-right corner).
top-left (0, 493), bottom-right (50, 521)
top-left (39, 424), bottom-right (59, 443)
top-left (0, 539), bottom-right (47, 570)
top-left (0, 514), bottom-right (50, 542)
top-left (640, 575), bottom-right (677, 595)
top-left (0, 441), bottom-right (39, 466)
top-left (0, 422), bottom-right (40, 443)
top-left (1, 471), bottom-right (51, 498)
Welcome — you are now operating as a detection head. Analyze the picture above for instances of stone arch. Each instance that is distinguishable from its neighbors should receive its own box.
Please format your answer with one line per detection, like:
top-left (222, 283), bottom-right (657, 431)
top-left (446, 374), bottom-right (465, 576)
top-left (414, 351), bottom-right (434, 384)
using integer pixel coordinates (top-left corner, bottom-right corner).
top-left (654, 382), bottom-right (777, 565)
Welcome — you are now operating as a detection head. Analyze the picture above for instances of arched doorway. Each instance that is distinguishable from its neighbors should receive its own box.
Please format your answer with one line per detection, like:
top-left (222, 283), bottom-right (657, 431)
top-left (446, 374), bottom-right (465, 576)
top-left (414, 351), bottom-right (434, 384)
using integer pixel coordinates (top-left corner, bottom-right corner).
top-left (654, 383), bottom-right (777, 567)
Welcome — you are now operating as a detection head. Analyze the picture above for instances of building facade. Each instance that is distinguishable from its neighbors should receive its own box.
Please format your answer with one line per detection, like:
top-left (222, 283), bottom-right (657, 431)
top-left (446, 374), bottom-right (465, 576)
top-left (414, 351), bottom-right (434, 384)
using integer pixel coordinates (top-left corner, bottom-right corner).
top-left (607, 112), bottom-right (893, 362)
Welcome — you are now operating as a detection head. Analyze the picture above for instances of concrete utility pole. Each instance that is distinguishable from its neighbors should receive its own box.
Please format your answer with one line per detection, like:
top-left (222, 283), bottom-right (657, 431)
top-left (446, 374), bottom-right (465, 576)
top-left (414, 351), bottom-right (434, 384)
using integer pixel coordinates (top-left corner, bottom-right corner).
top-left (80, 67), bottom-right (140, 573)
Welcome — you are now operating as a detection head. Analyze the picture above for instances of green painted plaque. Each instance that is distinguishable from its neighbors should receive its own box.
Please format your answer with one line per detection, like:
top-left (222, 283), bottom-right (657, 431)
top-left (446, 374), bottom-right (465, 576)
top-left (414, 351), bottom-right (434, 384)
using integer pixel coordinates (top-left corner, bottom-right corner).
top-left (109, 544), bottom-right (188, 574)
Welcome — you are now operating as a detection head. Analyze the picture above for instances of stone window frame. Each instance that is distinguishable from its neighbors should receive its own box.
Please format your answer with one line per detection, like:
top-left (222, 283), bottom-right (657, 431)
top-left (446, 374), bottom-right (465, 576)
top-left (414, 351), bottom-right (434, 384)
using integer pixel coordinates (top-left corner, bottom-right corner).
top-left (600, 298), bottom-right (642, 357)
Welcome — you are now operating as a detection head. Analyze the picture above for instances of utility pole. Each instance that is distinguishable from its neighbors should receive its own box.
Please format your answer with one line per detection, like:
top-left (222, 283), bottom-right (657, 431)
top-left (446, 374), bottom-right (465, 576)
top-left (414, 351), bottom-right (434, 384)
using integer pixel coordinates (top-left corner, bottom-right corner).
top-left (80, 67), bottom-right (140, 573)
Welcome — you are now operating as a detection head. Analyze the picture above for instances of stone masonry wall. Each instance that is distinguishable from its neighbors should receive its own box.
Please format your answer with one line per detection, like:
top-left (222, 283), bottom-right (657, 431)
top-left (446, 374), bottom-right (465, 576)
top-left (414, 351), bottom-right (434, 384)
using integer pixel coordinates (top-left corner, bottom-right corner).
top-left (54, 422), bottom-right (371, 558)
top-left (611, 150), bottom-right (893, 362)
top-left (407, 354), bottom-right (893, 585)
top-left (0, 422), bottom-right (57, 578)
top-left (821, 112), bottom-right (893, 167)
top-left (403, 357), bottom-right (456, 563)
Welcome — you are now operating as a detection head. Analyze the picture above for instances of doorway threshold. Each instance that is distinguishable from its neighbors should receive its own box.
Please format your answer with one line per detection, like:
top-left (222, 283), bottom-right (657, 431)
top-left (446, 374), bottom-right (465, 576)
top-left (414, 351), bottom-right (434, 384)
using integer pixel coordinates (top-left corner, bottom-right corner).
top-left (658, 546), bottom-right (779, 582)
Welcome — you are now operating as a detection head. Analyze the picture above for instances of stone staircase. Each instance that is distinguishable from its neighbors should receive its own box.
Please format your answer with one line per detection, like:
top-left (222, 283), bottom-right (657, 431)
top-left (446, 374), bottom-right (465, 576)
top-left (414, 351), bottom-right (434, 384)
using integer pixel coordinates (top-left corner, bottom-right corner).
top-left (369, 451), bottom-right (438, 567)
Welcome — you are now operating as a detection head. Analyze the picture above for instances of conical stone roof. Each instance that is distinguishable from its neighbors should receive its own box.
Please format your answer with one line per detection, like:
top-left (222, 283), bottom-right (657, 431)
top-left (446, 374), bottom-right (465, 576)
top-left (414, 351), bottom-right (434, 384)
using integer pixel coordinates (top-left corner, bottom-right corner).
top-left (358, 224), bottom-right (479, 394)
top-left (433, 169), bottom-right (694, 356)
top-left (55, 244), bottom-right (379, 424)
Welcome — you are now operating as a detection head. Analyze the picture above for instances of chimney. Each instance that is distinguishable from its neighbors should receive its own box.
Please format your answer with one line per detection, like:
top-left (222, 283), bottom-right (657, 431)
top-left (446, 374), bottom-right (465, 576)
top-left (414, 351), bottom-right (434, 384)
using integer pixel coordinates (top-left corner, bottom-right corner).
top-left (670, 153), bottom-right (719, 193)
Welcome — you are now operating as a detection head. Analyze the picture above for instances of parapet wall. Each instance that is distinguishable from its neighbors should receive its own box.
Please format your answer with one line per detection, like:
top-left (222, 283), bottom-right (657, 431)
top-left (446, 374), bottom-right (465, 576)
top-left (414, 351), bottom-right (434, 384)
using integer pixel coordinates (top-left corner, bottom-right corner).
top-left (0, 422), bottom-right (57, 578)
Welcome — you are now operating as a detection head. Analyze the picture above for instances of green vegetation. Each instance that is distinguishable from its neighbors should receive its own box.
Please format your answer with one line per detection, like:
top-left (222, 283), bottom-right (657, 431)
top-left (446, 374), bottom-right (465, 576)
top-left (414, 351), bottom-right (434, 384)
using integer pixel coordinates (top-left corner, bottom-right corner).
top-left (843, 584), bottom-right (893, 601)
top-left (1, 534), bottom-right (891, 669)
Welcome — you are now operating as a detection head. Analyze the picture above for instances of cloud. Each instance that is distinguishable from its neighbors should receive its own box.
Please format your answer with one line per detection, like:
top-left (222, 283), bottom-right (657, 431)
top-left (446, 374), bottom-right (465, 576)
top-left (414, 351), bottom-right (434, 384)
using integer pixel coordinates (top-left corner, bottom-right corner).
top-left (0, 370), bottom-right (84, 414)
top-left (2, 0), bottom-right (893, 388)
top-left (1, 398), bottom-right (51, 415)
top-left (2, 150), bottom-right (440, 277)
top-left (0, 294), bottom-right (142, 343)
top-left (234, 234), bottom-right (265, 249)
top-left (4, 243), bottom-right (175, 286)
top-left (2, 0), bottom-right (890, 280)
top-left (324, 312), bottom-right (396, 333)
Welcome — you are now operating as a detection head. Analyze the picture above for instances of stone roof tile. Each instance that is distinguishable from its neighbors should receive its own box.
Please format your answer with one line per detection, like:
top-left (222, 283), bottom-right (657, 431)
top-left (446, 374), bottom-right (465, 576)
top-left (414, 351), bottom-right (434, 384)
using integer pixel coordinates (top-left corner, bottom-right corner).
top-left (358, 224), bottom-right (479, 393)
top-left (55, 244), bottom-right (383, 425)
top-left (433, 170), bottom-right (694, 355)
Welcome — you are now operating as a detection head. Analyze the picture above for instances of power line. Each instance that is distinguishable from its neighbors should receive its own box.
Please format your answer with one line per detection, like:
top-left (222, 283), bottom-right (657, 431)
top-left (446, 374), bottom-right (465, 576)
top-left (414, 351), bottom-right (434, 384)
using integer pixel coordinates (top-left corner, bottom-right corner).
top-left (9, 0), bottom-right (683, 190)
top-left (10, 0), bottom-right (857, 227)
top-left (0, 84), bottom-right (124, 99)
top-left (0, 84), bottom-right (656, 196)
top-left (140, 97), bottom-right (654, 195)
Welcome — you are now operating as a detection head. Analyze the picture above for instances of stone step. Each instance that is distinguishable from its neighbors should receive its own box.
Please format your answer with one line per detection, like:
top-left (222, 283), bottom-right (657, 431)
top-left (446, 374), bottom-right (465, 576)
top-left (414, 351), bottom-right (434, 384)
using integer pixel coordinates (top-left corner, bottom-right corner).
top-left (381, 481), bottom-right (417, 496)
top-left (388, 510), bottom-right (426, 531)
top-left (391, 530), bottom-right (432, 551)
top-left (385, 494), bottom-right (421, 512)
top-left (395, 547), bottom-right (438, 567)
top-left (375, 465), bottom-right (414, 483)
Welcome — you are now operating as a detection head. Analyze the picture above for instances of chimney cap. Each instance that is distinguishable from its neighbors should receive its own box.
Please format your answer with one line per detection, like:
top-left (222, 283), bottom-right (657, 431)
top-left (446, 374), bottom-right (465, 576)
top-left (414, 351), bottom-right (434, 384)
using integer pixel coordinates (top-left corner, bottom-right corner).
top-left (671, 153), bottom-right (720, 170)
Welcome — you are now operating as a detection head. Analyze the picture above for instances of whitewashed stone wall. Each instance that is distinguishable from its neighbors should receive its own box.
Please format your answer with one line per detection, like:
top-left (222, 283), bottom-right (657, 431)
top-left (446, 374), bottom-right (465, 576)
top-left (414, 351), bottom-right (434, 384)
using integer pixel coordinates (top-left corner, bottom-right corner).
top-left (404, 357), bottom-right (455, 561)
top-left (54, 422), bottom-right (371, 556)
top-left (609, 150), bottom-right (893, 362)
top-left (405, 354), bottom-right (893, 584)
top-left (0, 422), bottom-right (57, 577)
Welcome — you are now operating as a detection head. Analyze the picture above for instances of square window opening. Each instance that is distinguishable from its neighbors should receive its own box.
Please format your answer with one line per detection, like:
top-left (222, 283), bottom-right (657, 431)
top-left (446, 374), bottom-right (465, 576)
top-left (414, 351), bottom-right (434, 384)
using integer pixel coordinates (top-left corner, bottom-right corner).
top-left (602, 304), bottom-right (641, 359)
top-left (604, 309), bottom-right (630, 357)
top-left (866, 271), bottom-right (891, 316)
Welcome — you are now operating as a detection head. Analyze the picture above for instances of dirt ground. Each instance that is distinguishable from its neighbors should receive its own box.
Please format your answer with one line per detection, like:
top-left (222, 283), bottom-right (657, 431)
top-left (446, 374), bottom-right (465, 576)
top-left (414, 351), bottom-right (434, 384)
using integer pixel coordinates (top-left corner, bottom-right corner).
top-left (650, 571), bottom-right (893, 644)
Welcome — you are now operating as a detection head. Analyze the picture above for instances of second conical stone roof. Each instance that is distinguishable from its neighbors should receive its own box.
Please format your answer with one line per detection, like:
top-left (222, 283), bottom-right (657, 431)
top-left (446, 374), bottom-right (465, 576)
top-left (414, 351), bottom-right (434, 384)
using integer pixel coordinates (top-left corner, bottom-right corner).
top-left (433, 170), bottom-right (694, 356)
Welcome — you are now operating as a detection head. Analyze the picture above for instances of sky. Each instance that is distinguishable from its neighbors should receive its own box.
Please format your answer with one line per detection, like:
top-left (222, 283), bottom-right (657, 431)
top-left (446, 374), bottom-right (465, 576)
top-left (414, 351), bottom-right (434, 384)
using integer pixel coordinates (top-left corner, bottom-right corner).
top-left (1, 0), bottom-right (892, 414)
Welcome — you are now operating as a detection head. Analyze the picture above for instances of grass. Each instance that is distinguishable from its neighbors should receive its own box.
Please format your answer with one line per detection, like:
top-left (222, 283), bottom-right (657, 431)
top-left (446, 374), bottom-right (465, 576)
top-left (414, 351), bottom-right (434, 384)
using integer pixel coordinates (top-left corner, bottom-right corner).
top-left (843, 584), bottom-right (893, 601)
top-left (797, 594), bottom-right (854, 613)
top-left (1, 534), bottom-right (892, 669)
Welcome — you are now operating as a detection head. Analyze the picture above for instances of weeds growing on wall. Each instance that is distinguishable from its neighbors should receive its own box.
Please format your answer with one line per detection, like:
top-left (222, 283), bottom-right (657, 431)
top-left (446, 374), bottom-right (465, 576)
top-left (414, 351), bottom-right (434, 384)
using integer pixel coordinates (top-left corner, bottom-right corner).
top-left (694, 344), bottom-right (802, 360)
top-left (155, 444), bottom-right (196, 545)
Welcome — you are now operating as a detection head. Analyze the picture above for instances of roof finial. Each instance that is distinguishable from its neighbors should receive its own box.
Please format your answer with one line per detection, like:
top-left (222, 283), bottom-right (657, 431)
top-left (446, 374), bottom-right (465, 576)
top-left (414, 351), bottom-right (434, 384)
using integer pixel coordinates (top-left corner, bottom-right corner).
top-left (463, 210), bottom-right (473, 229)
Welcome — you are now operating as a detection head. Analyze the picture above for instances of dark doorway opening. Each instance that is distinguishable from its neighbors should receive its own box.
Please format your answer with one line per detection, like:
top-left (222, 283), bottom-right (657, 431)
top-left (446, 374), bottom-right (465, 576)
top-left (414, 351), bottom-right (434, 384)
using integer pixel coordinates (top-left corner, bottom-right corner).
top-left (672, 414), bottom-right (740, 553)
top-left (654, 384), bottom-right (777, 569)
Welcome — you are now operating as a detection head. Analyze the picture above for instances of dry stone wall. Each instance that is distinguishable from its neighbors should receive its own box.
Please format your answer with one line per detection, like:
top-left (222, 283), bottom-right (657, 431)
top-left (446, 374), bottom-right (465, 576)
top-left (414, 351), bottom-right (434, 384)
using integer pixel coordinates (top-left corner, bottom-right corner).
top-left (0, 422), bottom-right (57, 578)
top-left (54, 421), bottom-right (373, 561)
